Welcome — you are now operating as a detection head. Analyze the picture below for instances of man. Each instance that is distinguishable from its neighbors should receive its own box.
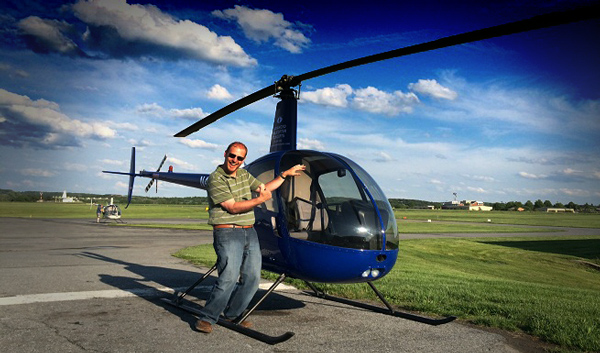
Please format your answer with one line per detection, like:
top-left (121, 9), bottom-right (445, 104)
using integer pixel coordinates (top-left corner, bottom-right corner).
top-left (96, 204), bottom-right (102, 223)
top-left (195, 141), bottom-right (305, 333)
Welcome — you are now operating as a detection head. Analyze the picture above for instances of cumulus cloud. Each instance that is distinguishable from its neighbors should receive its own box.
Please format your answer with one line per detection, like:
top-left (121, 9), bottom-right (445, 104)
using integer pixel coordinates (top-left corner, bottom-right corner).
top-left (559, 188), bottom-right (590, 197)
top-left (373, 151), bottom-right (395, 162)
top-left (518, 171), bottom-right (547, 180)
top-left (352, 87), bottom-right (419, 115)
top-left (409, 79), bottom-right (458, 100)
top-left (136, 103), bottom-right (208, 121)
top-left (107, 121), bottom-right (138, 131)
top-left (466, 186), bottom-right (488, 194)
top-left (100, 159), bottom-right (126, 166)
top-left (212, 5), bottom-right (311, 53)
top-left (179, 138), bottom-right (219, 150)
top-left (0, 88), bottom-right (116, 148)
top-left (207, 84), bottom-right (233, 100)
top-left (72, 0), bottom-right (256, 65)
top-left (17, 16), bottom-right (87, 57)
top-left (507, 156), bottom-right (555, 165)
top-left (19, 168), bottom-right (56, 177)
top-left (170, 108), bottom-right (208, 121)
top-left (302, 84), bottom-right (419, 116)
top-left (0, 63), bottom-right (30, 79)
top-left (17, 0), bottom-right (256, 66)
top-left (63, 162), bottom-right (88, 172)
top-left (426, 76), bottom-right (600, 138)
top-left (302, 84), bottom-right (352, 108)
top-left (167, 156), bottom-right (195, 171)
top-left (297, 138), bottom-right (325, 150)
top-left (464, 174), bottom-right (496, 182)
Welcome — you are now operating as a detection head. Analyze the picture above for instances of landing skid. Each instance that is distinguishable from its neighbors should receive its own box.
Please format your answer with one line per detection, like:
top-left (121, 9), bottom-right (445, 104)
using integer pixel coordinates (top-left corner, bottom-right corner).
top-left (304, 281), bottom-right (456, 326)
top-left (164, 264), bottom-right (294, 345)
top-left (161, 298), bottom-right (294, 345)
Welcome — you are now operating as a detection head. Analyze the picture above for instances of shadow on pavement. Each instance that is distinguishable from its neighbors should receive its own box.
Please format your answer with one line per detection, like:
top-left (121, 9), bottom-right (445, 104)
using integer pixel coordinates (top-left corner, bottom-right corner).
top-left (78, 251), bottom-right (305, 330)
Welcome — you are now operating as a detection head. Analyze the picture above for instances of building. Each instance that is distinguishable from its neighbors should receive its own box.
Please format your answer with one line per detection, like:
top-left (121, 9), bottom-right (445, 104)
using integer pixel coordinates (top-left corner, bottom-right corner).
top-left (442, 200), bottom-right (492, 211)
top-left (61, 190), bottom-right (74, 203)
top-left (539, 207), bottom-right (575, 213)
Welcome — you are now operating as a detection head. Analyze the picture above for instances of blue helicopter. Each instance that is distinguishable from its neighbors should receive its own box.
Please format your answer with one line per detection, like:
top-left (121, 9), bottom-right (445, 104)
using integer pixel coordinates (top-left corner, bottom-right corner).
top-left (104, 5), bottom-right (599, 344)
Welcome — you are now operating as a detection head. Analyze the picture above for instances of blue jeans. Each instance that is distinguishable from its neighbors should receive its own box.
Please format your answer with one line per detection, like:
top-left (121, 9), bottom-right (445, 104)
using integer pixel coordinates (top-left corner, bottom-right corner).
top-left (198, 227), bottom-right (262, 324)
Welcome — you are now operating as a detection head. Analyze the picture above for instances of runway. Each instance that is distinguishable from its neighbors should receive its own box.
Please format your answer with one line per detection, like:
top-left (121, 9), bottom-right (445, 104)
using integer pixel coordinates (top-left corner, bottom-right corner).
top-left (1, 217), bottom-right (573, 352)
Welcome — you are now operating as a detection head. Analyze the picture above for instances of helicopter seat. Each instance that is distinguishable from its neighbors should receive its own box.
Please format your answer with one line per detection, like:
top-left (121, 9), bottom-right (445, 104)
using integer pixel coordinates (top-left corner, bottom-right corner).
top-left (292, 197), bottom-right (313, 231)
top-left (289, 197), bottom-right (329, 243)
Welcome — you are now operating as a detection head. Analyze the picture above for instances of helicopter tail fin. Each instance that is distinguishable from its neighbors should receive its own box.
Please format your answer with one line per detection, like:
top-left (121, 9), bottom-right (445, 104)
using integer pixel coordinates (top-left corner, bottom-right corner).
top-left (102, 147), bottom-right (137, 209)
top-left (126, 147), bottom-right (136, 209)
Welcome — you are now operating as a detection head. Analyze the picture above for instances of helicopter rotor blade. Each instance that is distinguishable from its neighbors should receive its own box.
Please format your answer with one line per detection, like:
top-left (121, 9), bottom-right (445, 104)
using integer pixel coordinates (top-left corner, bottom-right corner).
top-left (144, 155), bottom-right (167, 193)
top-left (174, 4), bottom-right (600, 138)
top-left (174, 85), bottom-right (275, 137)
top-left (291, 5), bottom-right (600, 84)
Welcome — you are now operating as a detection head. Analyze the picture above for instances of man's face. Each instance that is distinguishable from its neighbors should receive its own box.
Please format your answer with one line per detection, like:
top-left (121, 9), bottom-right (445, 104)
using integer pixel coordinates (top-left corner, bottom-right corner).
top-left (223, 145), bottom-right (246, 175)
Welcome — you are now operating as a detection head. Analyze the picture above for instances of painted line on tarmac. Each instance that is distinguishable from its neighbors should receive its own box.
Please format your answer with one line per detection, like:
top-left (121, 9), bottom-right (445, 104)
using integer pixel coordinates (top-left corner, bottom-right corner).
top-left (0, 282), bottom-right (296, 306)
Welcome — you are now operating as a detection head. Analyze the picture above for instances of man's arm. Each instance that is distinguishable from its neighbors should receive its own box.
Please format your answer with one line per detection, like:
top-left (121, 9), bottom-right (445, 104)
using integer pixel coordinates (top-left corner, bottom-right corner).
top-left (264, 164), bottom-right (306, 192)
top-left (219, 186), bottom-right (271, 214)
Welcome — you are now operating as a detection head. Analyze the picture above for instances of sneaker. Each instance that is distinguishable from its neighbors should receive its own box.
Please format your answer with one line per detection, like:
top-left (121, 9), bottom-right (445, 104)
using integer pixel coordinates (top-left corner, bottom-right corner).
top-left (195, 320), bottom-right (212, 333)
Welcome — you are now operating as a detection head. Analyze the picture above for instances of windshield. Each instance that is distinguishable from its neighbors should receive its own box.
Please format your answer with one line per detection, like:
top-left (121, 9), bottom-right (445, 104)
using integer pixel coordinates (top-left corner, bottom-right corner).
top-left (335, 154), bottom-right (399, 250)
top-left (279, 151), bottom-right (397, 250)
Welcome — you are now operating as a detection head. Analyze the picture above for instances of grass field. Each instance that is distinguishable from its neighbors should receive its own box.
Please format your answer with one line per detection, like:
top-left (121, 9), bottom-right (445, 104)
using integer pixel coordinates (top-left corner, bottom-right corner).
top-left (2, 202), bottom-right (600, 228)
top-left (0, 202), bottom-right (209, 219)
top-left (2, 202), bottom-right (600, 351)
top-left (395, 209), bottom-right (600, 228)
top-left (175, 236), bottom-right (600, 352)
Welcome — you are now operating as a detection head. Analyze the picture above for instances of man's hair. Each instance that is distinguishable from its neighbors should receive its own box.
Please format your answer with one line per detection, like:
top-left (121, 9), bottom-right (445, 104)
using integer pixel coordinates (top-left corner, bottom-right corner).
top-left (226, 141), bottom-right (248, 155)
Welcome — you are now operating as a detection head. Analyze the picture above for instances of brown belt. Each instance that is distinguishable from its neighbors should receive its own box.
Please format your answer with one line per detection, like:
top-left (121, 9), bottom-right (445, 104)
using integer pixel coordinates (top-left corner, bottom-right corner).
top-left (213, 224), bottom-right (253, 229)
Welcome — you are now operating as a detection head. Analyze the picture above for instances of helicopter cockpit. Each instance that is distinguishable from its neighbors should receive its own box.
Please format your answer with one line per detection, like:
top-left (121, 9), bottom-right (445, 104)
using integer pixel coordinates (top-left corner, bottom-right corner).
top-left (248, 150), bottom-right (398, 251)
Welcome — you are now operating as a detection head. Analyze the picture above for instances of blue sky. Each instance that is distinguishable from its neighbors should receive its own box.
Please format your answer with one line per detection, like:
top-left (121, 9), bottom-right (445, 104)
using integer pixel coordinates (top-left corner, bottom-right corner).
top-left (1, 0), bottom-right (599, 204)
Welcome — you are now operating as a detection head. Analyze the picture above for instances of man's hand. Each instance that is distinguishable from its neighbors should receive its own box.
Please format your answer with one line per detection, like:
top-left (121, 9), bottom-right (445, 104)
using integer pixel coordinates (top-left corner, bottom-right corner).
top-left (282, 164), bottom-right (306, 178)
top-left (258, 186), bottom-right (272, 202)
top-left (264, 164), bottom-right (306, 193)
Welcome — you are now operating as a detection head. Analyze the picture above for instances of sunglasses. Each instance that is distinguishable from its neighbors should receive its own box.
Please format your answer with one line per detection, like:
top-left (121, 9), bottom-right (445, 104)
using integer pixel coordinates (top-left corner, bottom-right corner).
top-left (228, 153), bottom-right (245, 162)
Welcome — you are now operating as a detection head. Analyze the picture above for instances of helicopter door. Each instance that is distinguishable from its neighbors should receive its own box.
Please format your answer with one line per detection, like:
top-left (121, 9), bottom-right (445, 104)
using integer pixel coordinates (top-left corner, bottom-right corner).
top-left (279, 150), bottom-right (384, 250)
top-left (287, 172), bottom-right (329, 237)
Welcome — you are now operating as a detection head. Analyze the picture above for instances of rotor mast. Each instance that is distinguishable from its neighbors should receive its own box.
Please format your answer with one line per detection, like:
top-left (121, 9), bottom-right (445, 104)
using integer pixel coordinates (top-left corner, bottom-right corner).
top-left (270, 75), bottom-right (300, 153)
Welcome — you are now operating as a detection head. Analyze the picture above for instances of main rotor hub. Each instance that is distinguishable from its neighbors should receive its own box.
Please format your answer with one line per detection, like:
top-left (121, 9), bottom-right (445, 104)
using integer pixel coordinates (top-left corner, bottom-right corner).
top-left (275, 75), bottom-right (301, 99)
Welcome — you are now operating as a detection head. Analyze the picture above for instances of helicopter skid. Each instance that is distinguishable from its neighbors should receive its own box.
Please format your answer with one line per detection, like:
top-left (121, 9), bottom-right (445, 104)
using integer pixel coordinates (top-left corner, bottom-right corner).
top-left (304, 282), bottom-right (456, 326)
top-left (161, 298), bottom-right (295, 345)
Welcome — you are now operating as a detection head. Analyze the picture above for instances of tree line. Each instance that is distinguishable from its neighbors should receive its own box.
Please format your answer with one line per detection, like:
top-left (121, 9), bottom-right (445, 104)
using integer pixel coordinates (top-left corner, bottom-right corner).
top-left (0, 189), bottom-right (597, 212)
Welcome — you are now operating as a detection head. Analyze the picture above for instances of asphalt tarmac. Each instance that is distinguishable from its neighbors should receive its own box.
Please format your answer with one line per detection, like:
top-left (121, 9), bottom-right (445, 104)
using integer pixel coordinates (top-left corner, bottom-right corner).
top-left (2, 217), bottom-right (590, 352)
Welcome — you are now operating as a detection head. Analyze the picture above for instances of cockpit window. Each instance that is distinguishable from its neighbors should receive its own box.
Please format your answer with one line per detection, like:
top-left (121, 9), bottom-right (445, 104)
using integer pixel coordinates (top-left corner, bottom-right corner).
top-left (335, 154), bottom-right (399, 250)
top-left (279, 150), bottom-right (396, 250)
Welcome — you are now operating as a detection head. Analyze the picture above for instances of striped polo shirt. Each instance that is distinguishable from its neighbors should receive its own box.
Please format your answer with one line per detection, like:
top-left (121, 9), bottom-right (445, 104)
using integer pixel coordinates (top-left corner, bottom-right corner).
top-left (207, 165), bottom-right (262, 226)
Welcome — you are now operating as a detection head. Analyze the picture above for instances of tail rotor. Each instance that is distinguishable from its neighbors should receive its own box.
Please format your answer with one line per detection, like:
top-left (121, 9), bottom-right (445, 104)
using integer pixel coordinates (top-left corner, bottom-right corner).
top-left (144, 155), bottom-right (167, 193)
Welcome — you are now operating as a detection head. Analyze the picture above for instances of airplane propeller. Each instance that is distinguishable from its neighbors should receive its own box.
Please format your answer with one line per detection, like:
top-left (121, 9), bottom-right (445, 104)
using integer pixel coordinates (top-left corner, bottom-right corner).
top-left (144, 155), bottom-right (167, 193)
top-left (174, 4), bottom-right (600, 138)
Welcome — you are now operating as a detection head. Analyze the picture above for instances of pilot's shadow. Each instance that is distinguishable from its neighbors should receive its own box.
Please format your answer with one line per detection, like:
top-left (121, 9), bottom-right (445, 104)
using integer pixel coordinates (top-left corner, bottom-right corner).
top-left (79, 251), bottom-right (305, 328)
